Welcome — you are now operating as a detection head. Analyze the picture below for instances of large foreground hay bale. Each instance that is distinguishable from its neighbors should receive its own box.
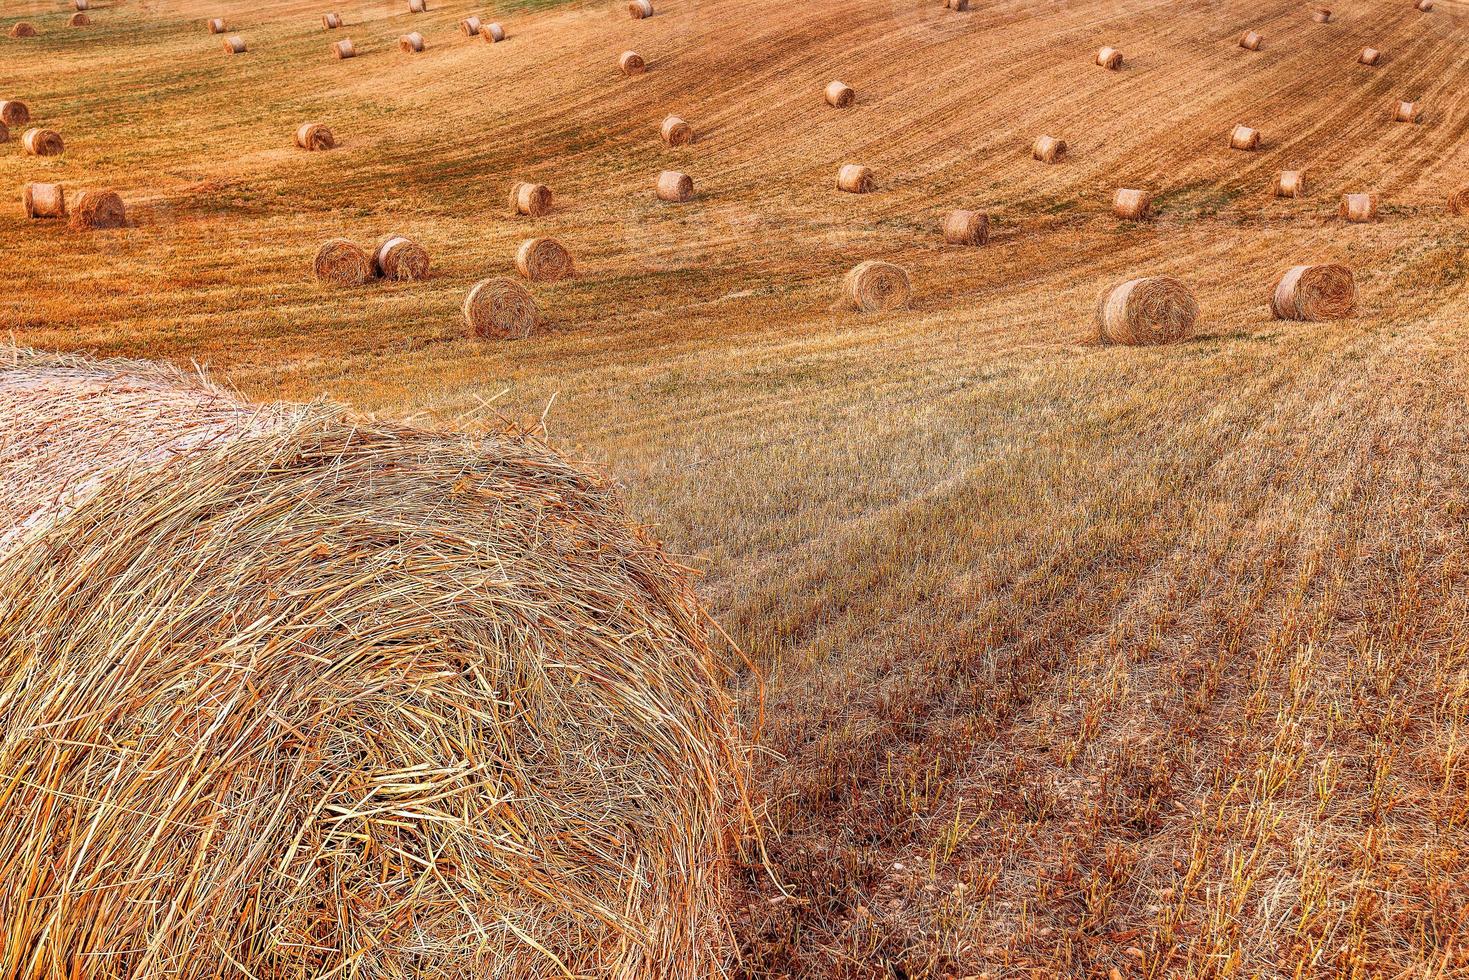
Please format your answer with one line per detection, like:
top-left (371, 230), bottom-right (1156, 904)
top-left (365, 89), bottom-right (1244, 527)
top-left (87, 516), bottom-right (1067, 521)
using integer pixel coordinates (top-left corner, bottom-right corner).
top-left (23, 128), bottom-right (63, 156)
top-left (1239, 30), bottom-right (1263, 49)
top-left (68, 13), bottom-right (90, 27)
top-left (843, 260), bottom-right (911, 312)
top-left (0, 100), bottom-right (30, 126)
top-left (1273, 170), bottom-right (1307, 197)
top-left (372, 235), bottom-right (430, 281)
top-left (510, 181), bottom-right (553, 216)
top-left (942, 209), bottom-right (989, 245)
top-left (516, 237), bottom-right (574, 281)
top-left (657, 170), bottom-right (694, 202)
top-left (464, 277), bottom-right (539, 338)
top-left (662, 115), bottom-right (693, 146)
top-left (620, 50), bottom-right (646, 75)
top-left (1450, 187), bottom-right (1469, 215)
top-left (8, 22), bottom-right (37, 38)
top-left (1113, 188), bottom-right (1152, 219)
top-left (332, 38), bottom-right (355, 58)
top-left (68, 189), bottom-right (126, 230)
top-left (1340, 192), bottom-right (1377, 222)
top-left (1033, 135), bottom-right (1066, 162)
top-left (1096, 276), bottom-right (1198, 344)
top-left (825, 81), bottom-right (855, 107)
top-left (1229, 124), bottom-right (1260, 150)
top-left (207, 17), bottom-right (226, 33)
top-left (323, 11), bottom-right (342, 28)
top-left (1096, 46), bottom-right (1122, 69)
top-left (0, 349), bottom-right (739, 979)
top-left (313, 238), bottom-right (371, 284)
top-left (295, 121), bottom-right (335, 150)
top-left (22, 182), bottom-right (65, 220)
top-left (1269, 264), bottom-right (1356, 320)
top-left (837, 164), bottom-right (873, 193)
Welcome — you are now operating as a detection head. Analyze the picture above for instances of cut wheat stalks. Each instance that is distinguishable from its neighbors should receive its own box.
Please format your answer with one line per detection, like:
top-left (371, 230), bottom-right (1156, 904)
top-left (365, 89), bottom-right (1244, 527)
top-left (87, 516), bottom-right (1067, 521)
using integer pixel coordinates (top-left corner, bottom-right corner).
top-left (409, 0), bottom-right (426, 10)
top-left (0, 100), bottom-right (30, 127)
top-left (1096, 46), bottom-right (1123, 69)
top-left (509, 181), bottom-right (553, 216)
top-left (1313, 7), bottom-right (1332, 22)
top-left (1273, 170), bottom-right (1307, 197)
top-left (312, 238), bottom-right (371, 285)
top-left (662, 115), bottom-right (693, 146)
top-left (323, 12), bottom-right (342, 28)
top-left (23, 128), bottom-right (63, 156)
top-left (206, 17), bottom-right (225, 33)
top-left (372, 235), bottom-right (430, 281)
top-left (516, 237), bottom-right (574, 282)
top-left (1358, 46), bottom-right (1380, 65)
top-left (399, 31), bottom-right (424, 52)
top-left (843, 261), bottom-right (911, 313)
top-left (68, 13), bottom-right (90, 26)
top-left (483, 21), bottom-right (505, 41)
top-left (825, 81), bottom-right (855, 107)
top-left (295, 122), bottom-right (335, 151)
top-left (942, 210), bottom-right (989, 245)
top-left (657, 170), bottom-right (694, 202)
top-left (1113, 188), bottom-right (1152, 219)
top-left (22, 182), bottom-right (65, 219)
top-left (1096, 276), bottom-right (1198, 344)
top-left (1393, 101), bottom-right (1420, 123)
top-left (630, 0), bottom-right (654, 17)
top-left (9, 22), bottom-right (37, 37)
top-left (68, 189), bottom-right (125, 230)
top-left (620, 50), bottom-right (646, 75)
top-left (1229, 124), bottom-right (1260, 150)
top-left (1269, 264), bottom-right (1356, 320)
top-left (837, 164), bottom-right (874, 194)
top-left (1450, 187), bottom-right (1469, 215)
top-left (460, 15), bottom-right (481, 35)
top-left (332, 38), bottom-right (355, 58)
top-left (1340, 192), bottom-right (1378, 222)
top-left (464, 277), bottom-right (539, 338)
top-left (1240, 30), bottom-right (1263, 49)
top-left (1032, 135), bottom-right (1067, 163)
top-left (222, 35), bottom-right (246, 54)
top-left (0, 348), bottom-right (742, 979)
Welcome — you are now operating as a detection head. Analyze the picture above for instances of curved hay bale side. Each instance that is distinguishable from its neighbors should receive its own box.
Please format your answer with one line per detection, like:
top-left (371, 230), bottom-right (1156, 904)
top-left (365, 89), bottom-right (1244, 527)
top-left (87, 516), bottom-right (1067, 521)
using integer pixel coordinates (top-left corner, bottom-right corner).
top-left (68, 13), bottom-right (91, 27)
top-left (1269, 264), bottom-right (1356, 321)
top-left (332, 38), bottom-right (355, 58)
top-left (0, 349), bottom-right (740, 979)
top-left (836, 164), bottom-right (873, 193)
top-left (1340, 192), bottom-right (1377, 222)
top-left (0, 100), bottom-right (30, 127)
top-left (657, 170), bottom-right (694, 202)
top-left (509, 181), bottom-right (553, 217)
top-left (460, 15), bottom-right (481, 35)
top-left (323, 12), bottom-right (342, 28)
top-left (1096, 276), bottom-right (1198, 345)
top-left (1229, 124), bottom-right (1260, 150)
top-left (1449, 187), bottom-right (1469, 215)
top-left (629, 0), bottom-right (654, 17)
top-left (516, 237), bottom-right (574, 282)
top-left (464, 276), bottom-right (539, 338)
top-left (662, 115), bottom-right (693, 146)
top-left (483, 21), bottom-right (506, 41)
top-left (843, 260), bottom-right (911, 313)
top-left (22, 183), bottom-right (65, 220)
top-left (399, 31), bottom-right (424, 52)
top-left (68, 189), bottom-right (126, 230)
top-left (372, 235), bottom-right (430, 281)
top-left (1393, 101), bottom-right (1420, 123)
top-left (1273, 170), bottom-right (1307, 197)
top-left (295, 122), bottom-right (335, 151)
top-left (1113, 188), bottom-right (1152, 219)
top-left (1032, 135), bottom-right (1066, 162)
top-left (206, 17), bottom-right (226, 33)
top-left (23, 128), bottom-right (63, 156)
top-left (313, 238), bottom-right (371, 285)
top-left (942, 209), bottom-right (989, 245)
top-left (1096, 46), bottom-right (1122, 69)
top-left (825, 81), bottom-right (855, 107)
top-left (620, 50), bottom-right (646, 75)
top-left (1239, 30), bottom-right (1263, 49)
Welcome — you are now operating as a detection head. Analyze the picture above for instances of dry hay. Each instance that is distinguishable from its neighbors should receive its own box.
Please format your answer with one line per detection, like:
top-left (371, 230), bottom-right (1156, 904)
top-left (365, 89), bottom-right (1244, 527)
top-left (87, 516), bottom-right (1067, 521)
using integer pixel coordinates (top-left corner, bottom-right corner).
top-left (1340, 192), bottom-right (1378, 222)
top-left (1033, 135), bottom-right (1067, 162)
top-left (0, 100), bottom-right (30, 127)
top-left (460, 15), bottom-right (481, 35)
top-left (1417, 0), bottom-right (1433, 10)
top-left (332, 38), bottom-right (355, 58)
top-left (483, 21), bottom-right (505, 41)
top-left (372, 235), bottom-right (431, 281)
top-left (1394, 101), bottom-right (1420, 123)
top-left (1358, 46), bottom-right (1381, 65)
top-left (409, 0), bottom-right (426, 10)
top-left (0, 122), bottom-right (7, 143)
top-left (464, 277), bottom-right (540, 338)
top-left (1274, 170), bottom-right (1307, 197)
top-left (516, 237), bottom-right (575, 282)
top-left (1269, 264), bottom-right (1357, 320)
top-left (825, 81), bottom-right (855, 107)
top-left (837, 164), bottom-right (874, 194)
top-left (222, 35), bottom-right (247, 54)
top-left (1450, 187), bottom-right (1469, 215)
top-left (509, 181), bottom-right (553, 216)
top-left (1240, 30), bottom-right (1263, 49)
top-left (399, 31), bottom-right (425, 53)
top-left (68, 189), bottom-right (126, 230)
top-left (23, 128), bottom-right (63, 156)
top-left (1096, 276), bottom-right (1198, 345)
top-left (295, 122), bottom-right (336, 151)
top-left (1313, 7), bottom-right (1332, 22)
top-left (843, 261), bottom-right (911, 313)
top-left (0, 348), bottom-right (739, 978)
top-left (620, 50), bottom-right (646, 75)
top-left (629, 0), bottom-right (654, 17)
top-left (74, 0), bottom-right (89, 8)
top-left (662, 115), bottom-right (693, 146)
top-left (22, 183), bottom-right (65, 220)
top-left (657, 170), bottom-right (694, 202)
top-left (206, 17), bottom-right (225, 33)
top-left (312, 238), bottom-right (371, 285)
top-left (1113, 188), bottom-right (1152, 219)
top-left (947, 0), bottom-right (971, 10)
top-left (323, 12), bottom-right (342, 28)
top-left (942, 209), bottom-right (989, 245)
top-left (1229, 124), bottom-right (1260, 150)
top-left (68, 13), bottom-right (91, 27)
top-left (8, 22), bottom-right (37, 38)
top-left (1096, 46), bottom-right (1123, 70)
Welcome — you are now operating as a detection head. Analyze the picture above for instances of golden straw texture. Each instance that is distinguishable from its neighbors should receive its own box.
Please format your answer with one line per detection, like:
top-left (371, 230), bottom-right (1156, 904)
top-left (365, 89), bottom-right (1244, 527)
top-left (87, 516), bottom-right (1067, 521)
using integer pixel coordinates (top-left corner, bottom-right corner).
top-left (843, 261), bottom-right (911, 312)
top-left (313, 238), bottom-right (371, 285)
top-left (399, 31), bottom-right (424, 52)
top-left (1269, 264), bottom-right (1357, 321)
top-left (629, 0), bottom-right (654, 17)
top-left (68, 189), bottom-right (126, 230)
top-left (1449, 187), bottom-right (1469, 215)
top-left (1340, 192), bottom-right (1378, 222)
top-left (1096, 276), bottom-right (1198, 344)
top-left (22, 128), bottom-right (63, 156)
top-left (1033, 135), bottom-right (1066, 162)
top-left (0, 101), bottom-right (29, 127)
top-left (837, 164), bottom-right (873, 193)
top-left (1230, 124), bottom-right (1260, 150)
top-left (68, 13), bottom-right (90, 27)
top-left (1096, 46), bottom-right (1122, 69)
top-left (662, 115), bottom-right (693, 146)
top-left (464, 277), bottom-right (540, 338)
top-left (516, 237), bottom-right (574, 281)
top-left (222, 34), bottom-right (246, 53)
top-left (206, 17), bottom-right (225, 33)
top-left (621, 50), bottom-right (646, 75)
top-left (1274, 170), bottom-right (1307, 197)
top-left (323, 12), bottom-right (342, 28)
top-left (509, 181), bottom-right (553, 216)
top-left (8, 22), bottom-right (37, 38)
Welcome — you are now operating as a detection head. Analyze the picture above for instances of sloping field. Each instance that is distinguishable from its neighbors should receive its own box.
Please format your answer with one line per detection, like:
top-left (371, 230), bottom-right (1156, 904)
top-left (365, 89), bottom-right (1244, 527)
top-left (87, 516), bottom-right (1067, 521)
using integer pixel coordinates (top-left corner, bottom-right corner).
top-left (2, 0), bottom-right (1468, 974)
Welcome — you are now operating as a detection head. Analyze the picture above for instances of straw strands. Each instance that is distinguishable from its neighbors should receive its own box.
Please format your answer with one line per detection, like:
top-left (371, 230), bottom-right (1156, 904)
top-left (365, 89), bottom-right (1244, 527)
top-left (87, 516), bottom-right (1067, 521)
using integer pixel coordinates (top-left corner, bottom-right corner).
top-left (843, 261), bottom-right (911, 312)
top-left (509, 181), bottom-right (553, 217)
top-left (1358, 47), bottom-right (1381, 65)
top-left (1096, 276), bottom-right (1198, 344)
top-left (825, 81), bottom-right (855, 107)
top-left (68, 13), bottom-right (90, 26)
top-left (657, 171), bottom-right (694, 202)
top-left (1229, 124), bottom-right (1260, 150)
top-left (942, 210), bottom-right (989, 245)
top-left (295, 122), bottom-right (335, 151)
top-left (323, 12), bottom-right (342, 28)
top-left (1113, 188), bottom-right (1152, 219)
top-left (0, 348), bottom-right (740, 979)
top-left (409, 0), bottom-right (426, 10)
top-left (483, 22), bottom-right (505, 41)
top-left (313, 238), bottom-right (371, 284)
top-left (621, 51), bottom-right (646, 75)
top-left (0, 101), bottom-right (29, 126)
top-left (68, 190), bottom-right (126, 230)
top-left (1096, 46), bottom-right (1123, 69)
top-left (8, 22), bottom-right (37, 38)
top-left (1269, 264), bottom-right (1356, 320)
top-left (207, 17), bottom-right (225, 33)
top-left (516, 237), bottom-right (575, 282)
top-left (22, 183), bottom-right (65, 220)
top-left (372, 235), bottom-right (430, 281)
top-left (662, 115), bottom-right (693, 146)
top-left (464, 277), bottom-right (539, 338)
top-left (837, 164), bottom-right (874, 193)
top-left (1033, 136), bottom-right (1067, 162)
top-left (1240, 30), bottom-right (1263, 49)
top-left (1341, 192), bottom-right (1378, 222)
top-left (1274, 170), bottom-right (1307, 197)
top-left (23, 129), bottom-right (63, 156)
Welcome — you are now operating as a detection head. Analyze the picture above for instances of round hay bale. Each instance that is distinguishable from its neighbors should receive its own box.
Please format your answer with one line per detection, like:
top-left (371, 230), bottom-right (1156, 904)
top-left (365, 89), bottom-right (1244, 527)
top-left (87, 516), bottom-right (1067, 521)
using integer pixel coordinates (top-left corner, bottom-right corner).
top-left (1393, 101), bottom-right (1420, 123)
top-left (1358, 46), bottom-right (1380, 65)
top-left (0, 100), bottom-right (30, 127)
top-left (1449, 187), bottom-right (1469, 215)
top-left (409, 0), bottom-right (426, 11)
top-left (1229, 124), bottom-right (1260, 150)
top-left (372, 235), bottom-right (431, 281)
top-left (1096, 46), bottom-right (1123, 70)
top-left (1096, 276), bottom-right (1198, 345)
top-left (947, 0), bottom-right (970, 10)
top-left (460, 15), bottom-right (481, 35)
top-left (620, 50), bottom-right (646, 75)
top-left (1273, 170), bottom-right (1307, 197)
top-left (1113, 188), bottom-right (1152, 219)
top-left (0, 348), bottom-right (738, 978)
top-left (222, 35), bottom-right (246, 54)
top-left (295, 122), bottom-right (335, 151)
top-left (464, 276), bottom-right (539, 338)
top-left (661, 115), bottom-right (693, 146)
top-left (843, 261), bottom-right (911, 313)
top-left (509, 181), bottom-right (553, 216)
top-left (1239, 30), bottom-right (1263, 49)
top-left (942, 209), bottom-right (989, 245)
top-left (837, 164), bottom-right (874, 194)
top-left (68, 189), bottom-right (126, 230)
top-left (399, 31), bottom-right (424, 52)
top-left (657, 170), bottom-right (694, 202)
top-left (206, 17), bottom-right (226, 33)
top-left (1340, 192), bottom-right (1377, 222)
top-left (1416, 0), bottom-right (1433, 10)
top-left (483, 21), bottom-right (505, 41)
top-left (22, 182), bottom-right (65, 220)
top-left (313, 238), bottom-right (371, 285)
top-left (74, 0), bottom-right (89, 9)
top-left (9, 22), bottom-right (37, 38)
top-left (629, 0), bottom-right (654, 17)
top-left (323, 12), bottom-right (342, 28)
top-left (68, 13), bottom-right (91, 26)
top-left (23, 128), bottom-right (63, 156)
top-left (1033, 135), bottom-right (1067, 163)
top-left (332, 38), bottom-right (355, 58)
top-left (1313, 7), bottom-right (1332, 22)
top-left (1269, 264), bottom-right (1356, 320)
top-left (825, 81), bottom-right (855, 107)
top-left (516, 237), bottom-right (574, 282)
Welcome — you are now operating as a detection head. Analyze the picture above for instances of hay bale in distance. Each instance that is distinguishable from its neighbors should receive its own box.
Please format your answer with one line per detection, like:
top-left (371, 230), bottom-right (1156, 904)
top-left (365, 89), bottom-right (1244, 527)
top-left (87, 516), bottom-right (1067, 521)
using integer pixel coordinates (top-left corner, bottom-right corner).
top-left (372, 235), bottom-right (431, 281)
top-left (1096, 46), bottom-right (1123, 69)
top-left (1393, 101), bottom-right (1420, 123)
top-left (1450, 187), bottom-right (1469, 215)
top-left (629, 0), bottom-right (654, 17)
top-left (0, 100), bottom-right (30, 127)
top-left (1340, 192), bottom-right (1377, 222)
top-left (516, 237), bottom-right (574, 282)
top-left (1269, 264), bottom-right (1356, 320)
top-left (843, 261), bottom-right (911, 313)
top-left (68, 13), bottom-right (91, 26)
top-left (483, 21), bottom-right (505, 41)
top-left (9, 22), bottom-right (37, 37)
top-left (1313, 7), bottom-right (1332, 21)
top-left (509, 181), bottom-right (553, 216)
top-left (222, 35), bottom-right (247, 54)
top-left (1273, 170), bottom-right (1307, 197)
top-left (323, 12), bottom-right (342, 28)
top-left (942, 210), bottom-right (989, 245)
top-left (1229, 124), bottom-right (1260, 150)
top-left (22, 182), bottom-right (65, 219)
top-left (620, 50), bottom-right (646, 75)
top-left (1033, 135), bottom-right (1067, 163)
top-left (1097, 276), bottom-right (1198, 344)
top-left (662, 115), bottom-right (693, 146)
top-left (464, 277), bottom-right (539, 338)
top-left (332, 38), bottom-right (355, 58)
top-left (947, 0), bottom-right (971, 10)
top-left (825, 81), bottom-right (855, 107)
top-left (409, 0), bottom-right (426, 10)
top-left (0, 349), bottom-right (738, 978)
top-left (657, 170), bottom-right (694, 202)
top-left (460, 15), bottom-right (481, 35)
top-left (1358, 46), bottom-right (1380, 65)
top-left (399, 31), bottom-right (424, 52)
top-left (1416, 0), bottom-right (1433, 10)
top-left (23, 128), bottom-right (63, 156)
top-left (68, 190), bottom-right (126, 230)
top-left (207, 17), bottom-right (226, 33)
top-left (1240, 30), bottom-right (1263, 49)
top-left (295, 122), bottom-right (335, 150)
top-left (313, 238), bottom-right (371, 285)
top-left (837, 164), bottom-right (874, 193)
top-left (1113, 188), bottom-right (1152, 219)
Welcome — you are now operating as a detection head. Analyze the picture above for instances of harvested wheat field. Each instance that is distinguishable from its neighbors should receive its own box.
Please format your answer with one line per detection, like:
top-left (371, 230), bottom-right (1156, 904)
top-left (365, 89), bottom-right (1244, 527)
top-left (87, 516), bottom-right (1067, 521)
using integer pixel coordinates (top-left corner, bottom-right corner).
top-left (0, 0), bottom-right (1467, 976)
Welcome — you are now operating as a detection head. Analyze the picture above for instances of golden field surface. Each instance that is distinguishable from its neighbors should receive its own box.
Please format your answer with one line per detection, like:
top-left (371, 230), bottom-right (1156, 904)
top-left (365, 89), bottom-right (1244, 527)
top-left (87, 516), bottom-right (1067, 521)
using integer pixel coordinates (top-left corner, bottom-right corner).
top-left (2, 0), bottom-right (1469, 973)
